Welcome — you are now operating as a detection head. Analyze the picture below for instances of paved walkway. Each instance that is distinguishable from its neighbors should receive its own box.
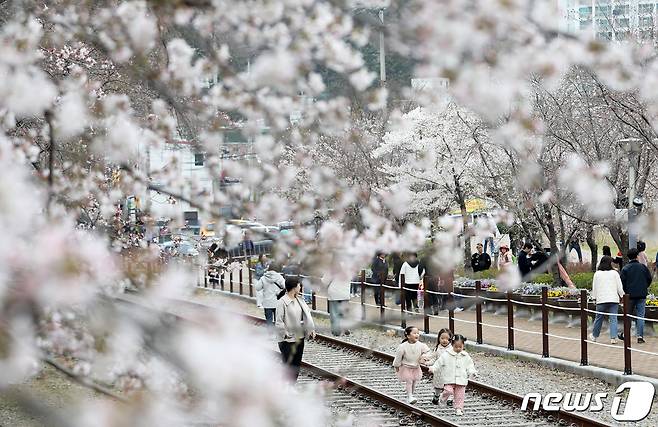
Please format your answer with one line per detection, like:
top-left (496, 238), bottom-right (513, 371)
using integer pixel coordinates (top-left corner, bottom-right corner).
top-left (341, 291), bottom-right (658, 380)
top-left (205, 269), bottom-right (658, 379)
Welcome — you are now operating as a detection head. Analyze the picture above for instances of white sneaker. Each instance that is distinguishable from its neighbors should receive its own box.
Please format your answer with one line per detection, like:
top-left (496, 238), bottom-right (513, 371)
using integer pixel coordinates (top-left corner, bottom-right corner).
top-left (408, 394), bottom-right (417, 404)
top-left (611, 338), bottom-right (618, 344)
top-left (454, 307), bottom-right (464, 313)
top-left (455, 409), bottom-right (463, 416)
top-left (588, 334), bottom-right (597, 342)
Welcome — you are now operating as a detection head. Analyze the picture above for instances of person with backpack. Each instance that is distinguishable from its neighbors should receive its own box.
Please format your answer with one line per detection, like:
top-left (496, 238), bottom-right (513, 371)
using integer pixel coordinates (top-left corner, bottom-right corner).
top-left (254, 254), bottom-right (269, 308)
top-left (619, 248), bottom-right (653, 344)
top-left (400, 253), bottom-right (423, 313)
top-left (254, 262), bottom-right (285, 325)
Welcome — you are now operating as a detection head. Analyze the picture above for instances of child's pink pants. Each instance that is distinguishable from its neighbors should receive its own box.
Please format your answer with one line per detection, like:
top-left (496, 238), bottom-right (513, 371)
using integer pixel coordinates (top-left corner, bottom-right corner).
top-left (441, 384), bottom-right (465, 409)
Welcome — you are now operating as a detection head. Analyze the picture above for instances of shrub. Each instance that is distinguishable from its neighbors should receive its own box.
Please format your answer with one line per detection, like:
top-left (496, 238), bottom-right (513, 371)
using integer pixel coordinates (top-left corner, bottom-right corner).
top-left (532, 273), bottom-right (553, 284)
top-left (571, 272), bottom-right (594, 290)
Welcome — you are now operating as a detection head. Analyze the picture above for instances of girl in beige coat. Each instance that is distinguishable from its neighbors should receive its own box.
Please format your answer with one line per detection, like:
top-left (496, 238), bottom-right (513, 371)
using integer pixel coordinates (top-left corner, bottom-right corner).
top-left (392, 326), bottom-right (431, 404)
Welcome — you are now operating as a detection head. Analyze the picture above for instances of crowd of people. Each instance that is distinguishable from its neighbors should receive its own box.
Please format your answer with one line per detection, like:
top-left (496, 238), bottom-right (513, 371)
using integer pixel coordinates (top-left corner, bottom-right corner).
top-left (245, 238), bottom-right (654, 415)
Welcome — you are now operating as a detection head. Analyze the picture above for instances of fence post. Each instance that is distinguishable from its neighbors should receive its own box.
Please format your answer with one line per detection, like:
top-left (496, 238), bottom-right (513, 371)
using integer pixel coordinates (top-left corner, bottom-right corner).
top-left (541, 286), bottom-right (549, 358)
top-left (220, 271), bottom-right (224, 291)
top-left (507, 291), bottom-right (514, 350)
top-left (475, 280), bottom-right (483, 344)
top-left (229, 269), bottom-right (234, 293)
top-left (360, 270), bottom-right (366, 321)
top-left (204, 266), bottom-right (208, 288)
top-left (248, 267), bottom-right (253, 297)
top-left (449, 300), bottom-right (455, 333)
top-left (379, 273), bottom-right (385, 324)
top-left (580, 290), bottom-right (588, 366)
top-left (423, 282), bottom-right (430, 334)
top-left (239, 267), bottom-right (243, 295)
top-left (312, 290), bottom-right (317, 311)
top-left (400, 274), bottom-right (406, 329)
top-left (623, 294), bottom-right (632, 375)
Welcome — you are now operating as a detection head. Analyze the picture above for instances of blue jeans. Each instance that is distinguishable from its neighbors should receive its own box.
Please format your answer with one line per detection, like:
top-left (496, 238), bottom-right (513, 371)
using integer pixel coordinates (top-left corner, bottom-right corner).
top-left (328, 300), bottom-right (348, 335)
top-left (264, 308), bottom-right (276, 326)
top-left (630, 298), bottom-right (646, 338)
top-left (592, 303), bottom-right (619, 339)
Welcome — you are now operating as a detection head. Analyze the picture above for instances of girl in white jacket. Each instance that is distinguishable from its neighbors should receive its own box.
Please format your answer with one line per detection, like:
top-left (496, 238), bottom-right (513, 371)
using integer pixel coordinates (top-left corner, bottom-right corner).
top-left (436, 334), bottom-right (477, 416)
top-left (428, 328), bottom-right (453, 405)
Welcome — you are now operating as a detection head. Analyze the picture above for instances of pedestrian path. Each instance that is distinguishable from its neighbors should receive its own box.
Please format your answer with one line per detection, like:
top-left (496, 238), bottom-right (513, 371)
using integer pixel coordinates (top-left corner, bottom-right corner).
top-left (349, 293), bottom-right (658, 379)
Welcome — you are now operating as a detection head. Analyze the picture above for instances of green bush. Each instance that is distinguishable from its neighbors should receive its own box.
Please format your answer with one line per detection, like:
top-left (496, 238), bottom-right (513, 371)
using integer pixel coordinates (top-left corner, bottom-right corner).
top-left (571, 272), bottom-right (594, 290)
top-left (531, 273), bottom-right (553, 284)
top-left (649, 282), bottom-right (658, 295)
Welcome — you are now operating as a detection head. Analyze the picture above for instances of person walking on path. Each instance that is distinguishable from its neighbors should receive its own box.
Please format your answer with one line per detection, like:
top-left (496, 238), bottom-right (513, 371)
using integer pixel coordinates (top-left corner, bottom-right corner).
top-left (470, 243), bottom-right (491, 272)
top-left (619, 248), bottom-right (653, 344)
top-left (589, 256), bottom-right (625, 344)
top-left (370, 252), bottom-right (389, 306)
top-left (569, 238), bottom-right (583, 263)
top-left (399, 253), bottom-right (423, 312)
top-left (254, 254), bottom-right (269, 308)
top-left (275, 277), bottom-right (316, 382)
top-left (517, 242), bottom-right (533, 277)
top-left (324, 272), bottom-right (352, 336)
top-left (436, 334), bottom-right (478, 416)
top-left (392, 252), bottom-right (405, 305)
top-left (428, 328), bottom-right (453, 405)
top-left (392, 326), bottom-right (431, 404)
top-left (420, 255), bottom-right (440, 315)
top-left (254, 263), bottom-right (284, 325)
top-left (497, 245), bottom-right (513, 270)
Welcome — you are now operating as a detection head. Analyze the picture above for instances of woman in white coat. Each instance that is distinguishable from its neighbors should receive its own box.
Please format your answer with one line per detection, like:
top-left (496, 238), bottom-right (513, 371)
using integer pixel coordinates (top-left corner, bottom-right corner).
top-left (275, 277), bottom-right (316, 382)
top-left (399, 253), bottom-right (423, 313)
top-left (590, 256), bottom-right (625, 344)
top-left (254, 263), bottom-right (285, 325)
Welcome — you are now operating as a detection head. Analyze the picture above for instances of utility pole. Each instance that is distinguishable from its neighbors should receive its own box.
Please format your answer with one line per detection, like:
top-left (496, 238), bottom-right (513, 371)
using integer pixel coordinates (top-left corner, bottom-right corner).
top-left (379, 9), bottom-right (386, 86)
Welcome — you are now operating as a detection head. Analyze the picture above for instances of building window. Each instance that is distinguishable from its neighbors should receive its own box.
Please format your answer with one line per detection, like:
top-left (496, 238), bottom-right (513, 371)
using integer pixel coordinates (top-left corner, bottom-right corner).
top-left (640, 16), bottom-right (654, 27)
top-left (613, 5), bottom-right (629, 16)
top-left (639, 4), bottom-right (654, 14)
top-left (194, 153), bottom-right (204, 166)
top-left (615, 18), bottom-right (630, 28)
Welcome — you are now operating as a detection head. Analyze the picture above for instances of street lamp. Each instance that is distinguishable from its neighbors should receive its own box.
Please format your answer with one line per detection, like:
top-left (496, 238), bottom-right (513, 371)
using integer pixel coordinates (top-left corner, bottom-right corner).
top-left (617, 138), bottom-right (641, 252)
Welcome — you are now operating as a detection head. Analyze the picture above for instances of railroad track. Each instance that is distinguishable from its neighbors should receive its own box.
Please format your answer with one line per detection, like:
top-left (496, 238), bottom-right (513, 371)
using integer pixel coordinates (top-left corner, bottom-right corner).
top-left (116, 294), bottom-right (611, 427)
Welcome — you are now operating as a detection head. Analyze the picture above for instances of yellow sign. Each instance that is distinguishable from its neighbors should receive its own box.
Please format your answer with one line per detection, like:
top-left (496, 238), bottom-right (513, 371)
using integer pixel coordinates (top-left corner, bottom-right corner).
top-left (449, 199), bottom-right (487, 215)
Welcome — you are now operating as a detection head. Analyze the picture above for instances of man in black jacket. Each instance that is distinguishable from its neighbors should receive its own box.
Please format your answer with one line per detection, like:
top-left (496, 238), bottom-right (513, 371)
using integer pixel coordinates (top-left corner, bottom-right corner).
top-left (370, 252), bottom-right (388, 306)
top-left (518, 242), bottom-right (533, 277)
top-left (620, 248), bottom-right (653, 343)
top-left (471, 243), bottom-right (491, 272)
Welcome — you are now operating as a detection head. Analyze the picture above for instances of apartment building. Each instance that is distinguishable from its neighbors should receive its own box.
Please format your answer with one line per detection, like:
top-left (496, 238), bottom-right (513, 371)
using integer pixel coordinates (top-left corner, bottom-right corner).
top-left (559, 0), bottom-right (658, 41)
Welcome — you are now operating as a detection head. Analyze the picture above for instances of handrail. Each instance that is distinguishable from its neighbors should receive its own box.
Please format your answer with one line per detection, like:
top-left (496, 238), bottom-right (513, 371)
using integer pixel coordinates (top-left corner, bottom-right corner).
top-left (199, 266), bottom-right (658, 377)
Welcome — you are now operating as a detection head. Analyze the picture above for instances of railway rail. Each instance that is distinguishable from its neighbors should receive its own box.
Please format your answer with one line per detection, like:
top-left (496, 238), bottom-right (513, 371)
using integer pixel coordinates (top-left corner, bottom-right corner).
top-left (116, 293), bottom-right (611, 427)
